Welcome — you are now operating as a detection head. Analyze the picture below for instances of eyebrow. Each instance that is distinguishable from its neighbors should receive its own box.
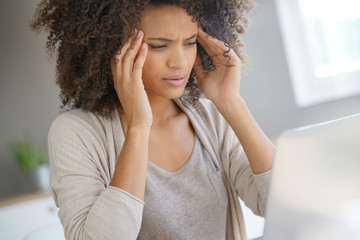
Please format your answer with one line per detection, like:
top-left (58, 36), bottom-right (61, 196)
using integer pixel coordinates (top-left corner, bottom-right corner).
top-left (147, 33), bottom-right (197, 42)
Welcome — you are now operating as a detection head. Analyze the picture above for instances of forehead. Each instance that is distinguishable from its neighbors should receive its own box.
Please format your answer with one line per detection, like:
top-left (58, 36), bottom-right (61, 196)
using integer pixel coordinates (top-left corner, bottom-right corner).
top-left (140, 5), bottom-right (198, 37)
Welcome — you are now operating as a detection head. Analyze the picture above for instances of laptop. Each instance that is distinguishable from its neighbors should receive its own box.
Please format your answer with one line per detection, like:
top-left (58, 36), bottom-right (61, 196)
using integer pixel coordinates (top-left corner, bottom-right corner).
top-left (262, 113), bottom-right (360, 240)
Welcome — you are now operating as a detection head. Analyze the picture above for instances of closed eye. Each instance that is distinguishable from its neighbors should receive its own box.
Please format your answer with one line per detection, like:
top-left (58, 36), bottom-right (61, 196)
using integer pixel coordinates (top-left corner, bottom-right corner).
top-left (148, 41), bottom-right (197, 50)
top-left (149, 44), bottom-right (167, 49)
top-left (185, 41), bottom-right (197, 47)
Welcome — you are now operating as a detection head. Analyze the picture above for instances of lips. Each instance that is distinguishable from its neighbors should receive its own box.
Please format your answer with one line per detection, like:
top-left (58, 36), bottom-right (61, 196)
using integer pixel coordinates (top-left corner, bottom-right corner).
top-left (162, 74), bottom-right (187, 87)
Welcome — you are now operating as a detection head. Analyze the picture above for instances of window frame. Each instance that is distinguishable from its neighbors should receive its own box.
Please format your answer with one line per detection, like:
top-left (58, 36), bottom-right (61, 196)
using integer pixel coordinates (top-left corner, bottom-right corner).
top-left (275, 0), bottom-right (360, 107)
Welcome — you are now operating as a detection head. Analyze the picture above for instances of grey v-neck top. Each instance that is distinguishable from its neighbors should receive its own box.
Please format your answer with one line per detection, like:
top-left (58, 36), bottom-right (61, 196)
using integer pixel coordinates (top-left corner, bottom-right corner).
top-left (138, 135), bottom-right (228, 240)
top-left (48, 98), bottom-right (271, 240)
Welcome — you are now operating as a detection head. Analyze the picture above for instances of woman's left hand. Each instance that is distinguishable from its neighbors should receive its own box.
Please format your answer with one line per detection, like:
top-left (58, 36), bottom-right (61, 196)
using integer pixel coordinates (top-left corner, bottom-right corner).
top-left (194, 28), bottom-right (242, 106)
top-left (195, 28), bottom-right (274, 175)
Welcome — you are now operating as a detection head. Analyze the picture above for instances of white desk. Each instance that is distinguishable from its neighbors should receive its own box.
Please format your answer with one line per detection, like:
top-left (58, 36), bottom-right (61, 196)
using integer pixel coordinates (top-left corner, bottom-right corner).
top-left (0, 192), bottom-right (64, 240)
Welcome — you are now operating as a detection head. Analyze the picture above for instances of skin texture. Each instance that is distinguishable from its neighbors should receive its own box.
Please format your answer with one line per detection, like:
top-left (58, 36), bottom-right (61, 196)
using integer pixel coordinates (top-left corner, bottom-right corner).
top-left (109, 5), bottom-right (274, 200)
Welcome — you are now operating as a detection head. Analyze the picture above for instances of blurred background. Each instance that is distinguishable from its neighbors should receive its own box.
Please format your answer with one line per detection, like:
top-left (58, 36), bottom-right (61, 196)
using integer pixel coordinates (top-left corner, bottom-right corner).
top-left (1, 0), bottom-right (360, 200)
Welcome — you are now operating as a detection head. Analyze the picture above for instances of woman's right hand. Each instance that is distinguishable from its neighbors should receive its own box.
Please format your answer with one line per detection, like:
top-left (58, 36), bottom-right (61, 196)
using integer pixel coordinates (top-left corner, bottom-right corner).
top-left (111, 30), bottom-right (152, 129)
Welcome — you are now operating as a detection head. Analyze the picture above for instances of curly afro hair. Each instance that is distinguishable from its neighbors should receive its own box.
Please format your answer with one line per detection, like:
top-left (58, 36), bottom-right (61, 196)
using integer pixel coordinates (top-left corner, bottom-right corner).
top-left (31, 0), bottom-right (254, 117)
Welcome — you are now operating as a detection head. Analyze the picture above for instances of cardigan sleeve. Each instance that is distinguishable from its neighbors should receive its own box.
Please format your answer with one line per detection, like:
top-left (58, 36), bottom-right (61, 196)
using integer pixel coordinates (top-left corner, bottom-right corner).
top-left (227, 131), bottom-right (272, 217)
top-left (48, 111), bottom-right (144, 240)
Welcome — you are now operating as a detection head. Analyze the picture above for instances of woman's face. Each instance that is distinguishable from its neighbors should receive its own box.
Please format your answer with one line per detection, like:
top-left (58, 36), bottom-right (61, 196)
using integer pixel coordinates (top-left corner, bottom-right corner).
top-left (139, 5), bottom-right (198, 100)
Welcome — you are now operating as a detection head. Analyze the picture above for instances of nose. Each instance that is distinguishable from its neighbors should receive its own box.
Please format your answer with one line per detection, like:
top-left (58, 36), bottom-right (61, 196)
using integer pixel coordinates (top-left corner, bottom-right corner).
top-left (167, 47), bottom-right (188, 69)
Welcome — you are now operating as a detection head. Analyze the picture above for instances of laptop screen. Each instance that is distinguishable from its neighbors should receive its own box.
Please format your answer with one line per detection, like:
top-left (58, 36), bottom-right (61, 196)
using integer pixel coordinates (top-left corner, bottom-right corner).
top-left (262, 113), bottom-right (360, 240)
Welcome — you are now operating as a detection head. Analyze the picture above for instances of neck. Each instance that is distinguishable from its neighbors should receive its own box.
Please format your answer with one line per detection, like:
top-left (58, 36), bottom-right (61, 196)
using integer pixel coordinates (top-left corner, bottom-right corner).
top-left (147, 94), bottom-right (180, 126)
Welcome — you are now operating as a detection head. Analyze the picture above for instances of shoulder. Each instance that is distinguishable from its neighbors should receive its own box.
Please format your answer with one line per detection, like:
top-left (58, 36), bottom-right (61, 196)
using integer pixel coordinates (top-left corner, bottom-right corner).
top-left (50, 109), bottom-right (97, 132)
top-left (48, 108), bottom-right (114, 142)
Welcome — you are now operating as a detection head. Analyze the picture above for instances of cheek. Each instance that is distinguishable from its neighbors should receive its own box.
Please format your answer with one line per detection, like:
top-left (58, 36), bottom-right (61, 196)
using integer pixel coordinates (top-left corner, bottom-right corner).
top-left (142, 46), bottom-right (197, 79)
top-left (141, 52), bottom-right (167, 88)
top-left (142, 53), bottom-right (158, 79)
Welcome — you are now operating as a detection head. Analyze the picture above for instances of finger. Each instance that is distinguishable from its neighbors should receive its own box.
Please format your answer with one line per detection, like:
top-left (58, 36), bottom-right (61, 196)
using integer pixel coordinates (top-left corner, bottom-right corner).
top-left (197, 28), bottom-right (241, 66)
top-left (193, 53), bottom-right (205, 80)
top-left (122, 30), bottom-right (144, 80)
top-left (111, 29), bottom-right (139, 73)
top-left (132, 43), bottom-right (148, 82)
top-left (111, 34), bottom-right (133, 78)
top-left (197, 28), bottom-right (228, 57)
top-left (116, 34), bottom-right (134, 59)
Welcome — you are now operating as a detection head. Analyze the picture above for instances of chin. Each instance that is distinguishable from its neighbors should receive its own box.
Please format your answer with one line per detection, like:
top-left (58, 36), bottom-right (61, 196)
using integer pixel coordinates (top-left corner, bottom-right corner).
top-left (167, 88), bottom-right (186, 100)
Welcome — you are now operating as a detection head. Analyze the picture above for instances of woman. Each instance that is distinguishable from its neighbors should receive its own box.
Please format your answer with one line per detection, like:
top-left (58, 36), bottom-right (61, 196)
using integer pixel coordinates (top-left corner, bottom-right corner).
top-left (31, 0), bottom-right (274, 239)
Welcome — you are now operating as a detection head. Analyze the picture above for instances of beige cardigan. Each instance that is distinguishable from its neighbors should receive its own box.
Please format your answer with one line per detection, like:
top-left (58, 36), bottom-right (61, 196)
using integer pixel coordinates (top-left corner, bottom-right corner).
top-left (48, 97), bottom-right (271, 240)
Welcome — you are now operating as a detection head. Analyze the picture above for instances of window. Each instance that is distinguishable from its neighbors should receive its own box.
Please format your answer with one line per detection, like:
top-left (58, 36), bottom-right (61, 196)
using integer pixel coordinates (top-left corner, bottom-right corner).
top-left (275, 0), bottom-right (360, 107)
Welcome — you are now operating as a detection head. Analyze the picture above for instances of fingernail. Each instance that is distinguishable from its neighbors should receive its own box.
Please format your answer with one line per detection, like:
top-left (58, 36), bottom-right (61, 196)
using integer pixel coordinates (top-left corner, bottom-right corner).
top-left (137, 30), bottom-right (142, 38)
top-left (133, 29), bottom-right (138, 38)
top-left (141, 43), bottom-right (147, 49)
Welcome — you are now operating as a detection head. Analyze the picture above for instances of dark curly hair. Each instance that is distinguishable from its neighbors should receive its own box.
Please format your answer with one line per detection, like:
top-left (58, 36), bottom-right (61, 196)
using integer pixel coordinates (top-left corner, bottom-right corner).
top-left (31, 0), bottom-right (254, 117)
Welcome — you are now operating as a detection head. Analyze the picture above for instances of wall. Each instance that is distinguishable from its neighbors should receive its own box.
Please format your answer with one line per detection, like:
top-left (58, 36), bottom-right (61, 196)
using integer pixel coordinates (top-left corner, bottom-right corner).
top-left (1, 0), bottom-right (359, 199)
top-left (0, 0), bottom-right (60, 199)
top-left (241, 1), bottom-right (360, 138)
